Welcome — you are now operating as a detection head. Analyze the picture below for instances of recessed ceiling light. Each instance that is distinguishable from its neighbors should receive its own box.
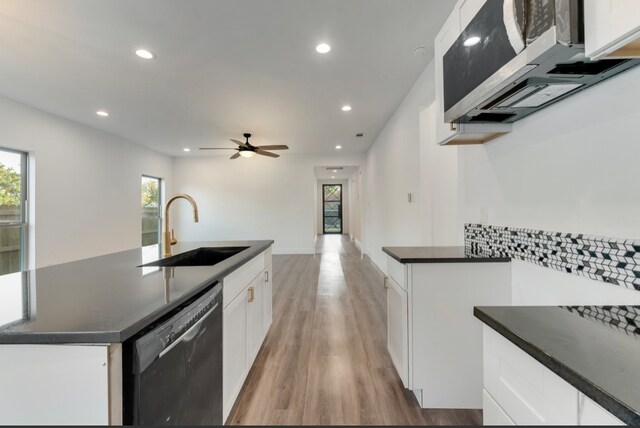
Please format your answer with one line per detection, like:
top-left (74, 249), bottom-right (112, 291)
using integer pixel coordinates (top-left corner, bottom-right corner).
top-left (335, 145), bottom-right (342, 150)
top-left (332, 176), bottom-right (335, 179)
top-left (183, 148), bottom-right (191, 152)
top-left (463, 36), bottom-right (481, 47)
top-left (96, 110), bottom-right (109, 117)
top-left (134, 49), bottom-right (155, 59)
top-left (333, 170), bottom-right (337, 173)
top-left (341, 105), bottom-right (352, 112)
top-left (316, 43), bottom-right (331, 54)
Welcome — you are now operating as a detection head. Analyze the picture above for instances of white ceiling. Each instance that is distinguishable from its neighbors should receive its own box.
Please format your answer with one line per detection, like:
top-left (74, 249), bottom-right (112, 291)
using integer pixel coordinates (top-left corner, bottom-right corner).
top-left (0, 0), bottom-right (454, 156)
top-left (314, 166), bottom-right (359, 180)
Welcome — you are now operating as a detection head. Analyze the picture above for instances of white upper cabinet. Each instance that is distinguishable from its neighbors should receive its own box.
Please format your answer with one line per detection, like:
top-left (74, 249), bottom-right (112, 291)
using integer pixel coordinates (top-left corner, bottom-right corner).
top-left (435, 4), bottom-right (461, 145)
top-left (585, 0), bottom-right (640, 60)
top-left (434, 0), bottom-right (512, 145)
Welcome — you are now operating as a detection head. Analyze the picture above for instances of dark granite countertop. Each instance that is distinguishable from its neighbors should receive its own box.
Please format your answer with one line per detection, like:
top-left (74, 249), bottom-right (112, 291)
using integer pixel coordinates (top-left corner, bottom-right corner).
top-left (382, 246), bottom-right (511, 264)
top-left (0, 240), bottom-right (273, 344)
top-left (475, 305), bottom-right (640, 425)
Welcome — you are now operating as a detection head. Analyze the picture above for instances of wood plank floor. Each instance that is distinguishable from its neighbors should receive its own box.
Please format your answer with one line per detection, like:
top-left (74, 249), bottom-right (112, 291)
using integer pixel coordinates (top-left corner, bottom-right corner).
top-left (228, 235), bottom-right (482, 425)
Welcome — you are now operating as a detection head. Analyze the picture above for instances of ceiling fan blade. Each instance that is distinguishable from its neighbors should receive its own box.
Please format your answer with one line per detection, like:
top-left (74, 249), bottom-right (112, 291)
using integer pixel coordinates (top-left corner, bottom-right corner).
top-left (199, 147), bottom-right (237, 150)
top-left (255, 150), bottom-right (279, 158)
top-left (256, 145), bottom-right (289, 151)
top-left (230, 139), bottom-right (248, 147)
top-left (230, 152), bottom-right (241, 159)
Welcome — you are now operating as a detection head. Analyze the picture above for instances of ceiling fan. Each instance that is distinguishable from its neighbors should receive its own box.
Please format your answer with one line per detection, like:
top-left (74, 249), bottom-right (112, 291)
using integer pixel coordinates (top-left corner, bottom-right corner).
top-left (199, 133), bottom-right (289, 159)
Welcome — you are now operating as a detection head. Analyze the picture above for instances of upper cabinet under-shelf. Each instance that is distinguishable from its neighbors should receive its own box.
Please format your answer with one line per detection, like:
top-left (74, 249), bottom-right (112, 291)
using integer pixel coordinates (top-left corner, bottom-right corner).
top-left (585, 0), bottom-right (640, 60)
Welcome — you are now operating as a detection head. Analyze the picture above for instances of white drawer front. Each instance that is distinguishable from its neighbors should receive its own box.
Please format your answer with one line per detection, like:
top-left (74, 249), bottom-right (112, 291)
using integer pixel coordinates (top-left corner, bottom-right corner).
top-left (224, 251), bottom-right (266, 308)
top-left (484, 326), bottom-right (578, 425)
top-left (386, 256), bottom-right (407, 290)
top-left (579, 395), bottom-right (624, 426)
top-left (483, 389), bottom-right (515, 426)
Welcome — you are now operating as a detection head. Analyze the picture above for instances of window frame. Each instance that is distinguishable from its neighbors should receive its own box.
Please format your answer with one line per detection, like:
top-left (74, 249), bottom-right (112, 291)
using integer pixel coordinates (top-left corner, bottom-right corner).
top-left (141, 175), bottom-right (163, 247)
top-left (0, 147), bottom-right (28, 273)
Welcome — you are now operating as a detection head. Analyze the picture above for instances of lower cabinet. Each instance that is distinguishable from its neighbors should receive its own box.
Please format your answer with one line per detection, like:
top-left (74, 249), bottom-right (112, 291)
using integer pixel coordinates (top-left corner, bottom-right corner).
top-left (483, 389), bottom-right (515, 426)
top-left (386, 276), bottom-right (409, 386)
top-left (386, 255), bottom-right (511, 408)
top-left (222, 286), bottom-right (250, 421)
top-left (248, 274), bottom-right (264, 363)
top-left (263, 264), bottom-right (273, 335)
top-left (482, 326), bottom-right (624, 426)
top-left (222, 250), bottom-right (272, 422)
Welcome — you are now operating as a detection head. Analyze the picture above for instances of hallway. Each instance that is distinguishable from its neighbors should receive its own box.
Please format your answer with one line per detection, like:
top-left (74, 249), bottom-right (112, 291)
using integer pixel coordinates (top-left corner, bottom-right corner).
top-left (228, 235), bottom-right (481, 425)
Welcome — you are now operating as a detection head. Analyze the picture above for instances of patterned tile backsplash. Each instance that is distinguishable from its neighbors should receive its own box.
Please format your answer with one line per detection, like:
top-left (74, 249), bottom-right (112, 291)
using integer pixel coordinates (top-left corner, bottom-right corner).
top-left (464, 224), bottom-right (640, 291)
top-left (564, 306), bottom-right (640, 337)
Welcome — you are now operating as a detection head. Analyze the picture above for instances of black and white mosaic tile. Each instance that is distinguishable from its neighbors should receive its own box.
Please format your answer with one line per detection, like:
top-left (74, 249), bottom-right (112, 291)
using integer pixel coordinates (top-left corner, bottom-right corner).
top-left (564, 306), bottom-right (640, 337)
top-left (464, 224), bottom-right (640, 291)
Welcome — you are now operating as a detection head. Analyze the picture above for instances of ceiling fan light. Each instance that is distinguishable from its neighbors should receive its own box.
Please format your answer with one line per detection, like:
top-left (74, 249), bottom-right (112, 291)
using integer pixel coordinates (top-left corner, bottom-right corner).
top-left (239, 150), bottom-right (255, 158)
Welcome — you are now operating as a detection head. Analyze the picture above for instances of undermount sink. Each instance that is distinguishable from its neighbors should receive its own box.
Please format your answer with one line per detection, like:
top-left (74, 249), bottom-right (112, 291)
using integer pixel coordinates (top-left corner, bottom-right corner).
top-left (140, 246), bottom-right (249, 267)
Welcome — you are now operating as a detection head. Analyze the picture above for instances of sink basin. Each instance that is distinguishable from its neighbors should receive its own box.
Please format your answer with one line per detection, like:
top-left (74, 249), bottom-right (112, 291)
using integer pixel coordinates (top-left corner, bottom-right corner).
top-left (140, 246), bottom-right (249, 267)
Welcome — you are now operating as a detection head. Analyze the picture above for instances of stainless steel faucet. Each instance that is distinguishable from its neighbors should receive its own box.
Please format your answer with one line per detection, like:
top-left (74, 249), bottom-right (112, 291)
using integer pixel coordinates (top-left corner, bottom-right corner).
top-left (163, 194), bottom-right (199, 257)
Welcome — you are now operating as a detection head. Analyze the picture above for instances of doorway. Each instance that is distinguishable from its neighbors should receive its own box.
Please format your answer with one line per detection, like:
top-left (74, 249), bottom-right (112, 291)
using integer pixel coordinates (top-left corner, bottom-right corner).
top-left (322, 184), bottom-right (343, 234)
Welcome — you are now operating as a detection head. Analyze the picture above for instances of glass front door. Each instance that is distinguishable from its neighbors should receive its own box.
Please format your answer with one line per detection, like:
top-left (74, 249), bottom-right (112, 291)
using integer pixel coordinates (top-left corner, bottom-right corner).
top-left (323, 184), bottom-right (342, 234)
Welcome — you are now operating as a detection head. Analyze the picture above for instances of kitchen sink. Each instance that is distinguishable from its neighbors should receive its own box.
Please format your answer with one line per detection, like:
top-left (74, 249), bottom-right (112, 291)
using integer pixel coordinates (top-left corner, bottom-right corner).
top-left (140, 246), bottom-right (249, 267)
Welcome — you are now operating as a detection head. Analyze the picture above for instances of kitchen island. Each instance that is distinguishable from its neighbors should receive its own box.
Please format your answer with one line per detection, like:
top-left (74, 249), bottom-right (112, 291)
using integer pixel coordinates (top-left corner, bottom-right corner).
top-left (0, 240), bottom-right (273, 425)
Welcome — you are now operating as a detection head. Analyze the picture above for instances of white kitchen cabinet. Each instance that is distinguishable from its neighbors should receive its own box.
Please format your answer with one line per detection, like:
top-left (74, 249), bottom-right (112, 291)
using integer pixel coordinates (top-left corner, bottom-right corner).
top-left (386, 255), bottom-right (511, 408)
top-left (0, 344), bottom-right (118, 425)
top-left (579, 394), bottom-right (624, 426)
top-left (483, 389), bottom-right (515, 426)
top-left (222, 249), bottom-right (273, 422)
top-left (434, 4), bottom-right (461, 145)
top-left (223, 285), bottom-right (250, 420)
top-left (434, 0), bottom-right (512, 145)
top-left (482, 326), bottom-right (626, 426)
top-left (585, 0), bottom-right (640, 60)
top-left (483, 325), bottom-right (578, 425)
top-left (248, 273), bottom-right (265, 363)
top-left (263, 265), bottom-right (273, 336)
top-left (386, 276), bottom-right (409, 387)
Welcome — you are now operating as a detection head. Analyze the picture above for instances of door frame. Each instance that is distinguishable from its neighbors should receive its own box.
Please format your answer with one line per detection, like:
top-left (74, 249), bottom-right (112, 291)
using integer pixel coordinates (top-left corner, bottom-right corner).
top-left (322, 184), bottom-right (343, 235)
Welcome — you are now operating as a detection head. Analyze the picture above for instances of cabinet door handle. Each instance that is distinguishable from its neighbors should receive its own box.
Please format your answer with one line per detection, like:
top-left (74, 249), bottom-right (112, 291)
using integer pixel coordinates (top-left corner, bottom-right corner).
top-left (248, 286), bottom-right (255, 303)
top-left (450, 122), bottom-right (457, 131)
top-left (264, 271), bottom-right (269, 283)
top-left (383, 276), bottom-right (389, 289)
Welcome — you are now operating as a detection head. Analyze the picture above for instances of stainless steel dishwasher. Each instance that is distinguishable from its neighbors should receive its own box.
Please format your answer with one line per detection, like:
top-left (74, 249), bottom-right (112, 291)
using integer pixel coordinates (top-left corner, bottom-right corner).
top-left (124, 281), bottom-right (222, 425)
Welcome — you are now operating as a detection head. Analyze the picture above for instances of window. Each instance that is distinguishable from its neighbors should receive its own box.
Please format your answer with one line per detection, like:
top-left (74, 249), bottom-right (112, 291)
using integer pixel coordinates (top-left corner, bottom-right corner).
top-left (0, 148), bottom-right (27, 275)
top-left (141, 176), bottom-right (162, 247)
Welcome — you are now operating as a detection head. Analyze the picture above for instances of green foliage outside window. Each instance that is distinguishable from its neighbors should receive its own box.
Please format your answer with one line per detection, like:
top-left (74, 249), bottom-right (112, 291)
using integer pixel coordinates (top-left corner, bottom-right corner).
top-left (0, 164), bottom-right (21, 207)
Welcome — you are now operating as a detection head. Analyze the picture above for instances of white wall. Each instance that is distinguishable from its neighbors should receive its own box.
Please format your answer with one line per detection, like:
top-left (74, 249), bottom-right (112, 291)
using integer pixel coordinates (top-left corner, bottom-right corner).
top-left (363, 62), bottom-right (435, 269)
top-left (419, 102), bottom-right (461, 247)
top-left (0, 96), bottom-right (173, 268)
top-left (316, 179), bottom-right (349, 236)
top-left (365, 51), bottom-right (640, 303)
top-left (350, 168), bottom-right (363, 247)
top-left (363, 60), bottom-right (461, 270)
top-left (459, 65), bottom-right (640, 304)
top-left (173, 153), bottom-right (363, 255)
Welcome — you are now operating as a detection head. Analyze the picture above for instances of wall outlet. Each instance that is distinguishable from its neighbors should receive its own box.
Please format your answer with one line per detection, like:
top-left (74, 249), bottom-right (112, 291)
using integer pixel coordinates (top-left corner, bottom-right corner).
top-left (408, 193), bottom-right (415, 203)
